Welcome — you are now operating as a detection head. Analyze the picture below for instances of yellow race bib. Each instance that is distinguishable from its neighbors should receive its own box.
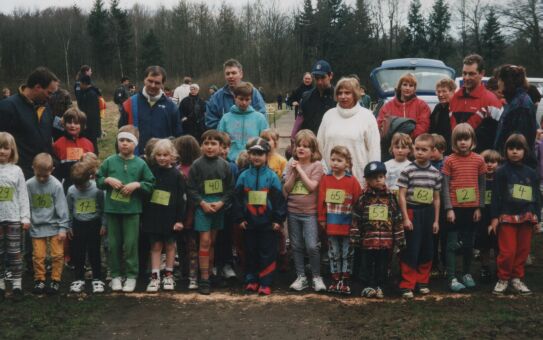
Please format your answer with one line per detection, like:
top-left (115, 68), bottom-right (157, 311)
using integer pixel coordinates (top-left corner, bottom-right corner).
top-left (325, 189), bottom-right (345, 204)
top-left (32, 194), bottom-right (53, 208)
top-left (204, 179), bottom-right (223, 195)
top-left (368, 205), bottom-right (388, 221)
top-left (512, 184), bottom-right (532, 201)
top-left (412, 187), bottom-right (433, 204)
top-left (456, 187), bottom-right (476, 203)
top-left (291, 180), bottom-right (309, 195)
top-left (150, 190), bottom-right (171, 206)
top-left (0, 187), bottom-right (14, 202)
top-left (248, 191), bottom-right (267, 205)
top-left (485, 190), bottom-right (492, 205)
top-left (75, 199), bottom-right (97, 214)
top-left (111, 189), bottom-right (130, 203)
top-left (66, 147), bottom-right (84, 161)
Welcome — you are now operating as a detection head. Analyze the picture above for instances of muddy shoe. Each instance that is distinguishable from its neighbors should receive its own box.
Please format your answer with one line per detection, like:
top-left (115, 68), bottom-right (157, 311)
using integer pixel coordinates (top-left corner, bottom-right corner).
top-left (33, 280), bottom-right (46, 295)
top-left (46, 280), bottom-right (60, 295)
top-left (199, 279), bottom-right (210, 295)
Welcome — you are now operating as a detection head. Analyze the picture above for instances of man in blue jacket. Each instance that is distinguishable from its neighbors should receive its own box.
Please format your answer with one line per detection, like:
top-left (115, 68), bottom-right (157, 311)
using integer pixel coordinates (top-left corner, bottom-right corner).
top-left (205, 59), bottom-right (267, 129)
top-left (118, 66), bottom-right (182, 154)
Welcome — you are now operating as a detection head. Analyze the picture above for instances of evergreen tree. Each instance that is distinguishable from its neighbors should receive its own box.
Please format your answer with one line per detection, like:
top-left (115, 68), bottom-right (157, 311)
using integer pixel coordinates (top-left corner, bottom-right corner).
top-left (427, 0), bottom-right (451, 60)
top-left (401, 0), bottom-right (427, 57)
top-left (87, 0), bottom-right (112, 75)
top-left (294, 0), bottom-right (316, 65)
top-left (140, 29), bottom-right (163, 70)
top-left (109, 0), bottom-right (133, 78)
top-left (481, 7), bottom-right (505, 71)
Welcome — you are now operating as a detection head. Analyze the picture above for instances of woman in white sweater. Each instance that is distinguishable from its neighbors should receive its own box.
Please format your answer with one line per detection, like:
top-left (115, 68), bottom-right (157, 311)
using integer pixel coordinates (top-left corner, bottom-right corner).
top-left (317, 77), bottom-right (381, 185)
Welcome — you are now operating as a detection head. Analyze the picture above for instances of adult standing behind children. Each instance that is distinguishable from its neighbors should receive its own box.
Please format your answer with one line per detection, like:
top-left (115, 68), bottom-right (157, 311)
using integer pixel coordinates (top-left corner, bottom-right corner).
top-left (78, 75), bottom-right (105, 154)
top-left (429, 78), bottom-right (456, 155)
top-left (205, 59), bottom-right (267, 130)
top-left (118, 66), bottom-right (183, 155)
top-left (172, 76), bottom-right (192, 106)
top-left (74, 65), bottom-right (92, 104)
top-left (180, 83), bottom-right (207, 141)
top-left (287, 72), bottom-right (314, 119)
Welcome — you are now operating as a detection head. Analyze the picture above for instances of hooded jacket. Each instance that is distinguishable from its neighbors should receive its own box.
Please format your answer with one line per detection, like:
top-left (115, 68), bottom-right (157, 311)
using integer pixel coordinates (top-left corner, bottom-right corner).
top-left (377, 95), bottom-right (431, 138)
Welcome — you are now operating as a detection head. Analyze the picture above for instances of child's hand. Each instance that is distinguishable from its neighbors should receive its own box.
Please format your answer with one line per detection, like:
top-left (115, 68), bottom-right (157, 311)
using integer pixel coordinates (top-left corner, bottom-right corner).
top-left (210, 201), bottom-right (224, 211)
top-left (100, 226), bottom-right (107, 236)
top-left (291, 160), bottom-right (298, 169)
top-left (105, 177), bottom-right (123, 190)
top-left (432, 222), bottom-right (439, 234)
top-left (272, 223), bottom-right (281, 231)
top-left (239, 221), bottom-right (248, 230)
top-left (488, 219), bottom-right (499, 235)
top-left (403, 218), bottom-right (413, 231)
top-left (446, 209), bottom-right (455, 223)
top-left (200, 201), bottom-right (216, 214)
top-left (22, 223), bottom-right (30, 230)
top-left (121, 182), bottom-right (140, 195)
top-left (473, 208), bottom-right (481, 222)
top-left (173, 222), bottom-right (184, 231)
top-left (58, 231), bottom-right (67, 241)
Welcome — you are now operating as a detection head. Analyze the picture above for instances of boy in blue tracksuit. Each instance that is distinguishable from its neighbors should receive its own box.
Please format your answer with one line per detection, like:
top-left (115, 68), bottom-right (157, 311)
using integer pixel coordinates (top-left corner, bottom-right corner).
top-left (217, 82), bottom-right (269, 162)
top-left (233, 138), bottom-right (286, 295)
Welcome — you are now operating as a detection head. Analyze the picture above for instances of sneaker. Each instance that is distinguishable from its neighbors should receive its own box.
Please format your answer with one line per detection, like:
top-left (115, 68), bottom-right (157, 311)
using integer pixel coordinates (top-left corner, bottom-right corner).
top-left (511, 278), bottom-right (532, 295)
top-left (146, 278), bottom-right (160, 293)
top-left (70, 280), bottom-right (86, 293)
top-left (245, 282), bottom-right (259, 292)
top-left (122, 278), bottom-right (137, 292)
top-left (401, 289), bottom-right (414, 299)
top-left (450, 278), bottom-right (466, 292)
top-left (162, 274), bottom-right (175, 291)
top-left (12, 288), bottom-right (24, 302)
top-left (462, 274), bottom-right (476, 288)
top-left (92, 280), bottom-right (105, 293)
top-left (258, 286), bottom-right (271, 295)
top-left (33, 280), bottom-right (46, 295)
top-left (46, 280), bottom-right (60, 295)
top-left (337, 280), bottom-right (351, 295)
top-left (222, 264), bottom-right (237, 279)
top-left (493, 280), bottom-right (509, 295)
top-left (198, 279), bottom-right (210, 295)
top-left (361, 287), bottom-right (376, 298)
top-left (312, 276), bottom-right (326, 292)
top-left (327, 279), bottom-right (340, 293)
top-left (418, 284), bottom-right (430, 295)
top-left (110, 277), bottom-right (122, 292)
top-left (188, 278), bottom-right (199, 290)
top-left (375, 287), bottom-right (384, 299)
top-left (289, 275), bottom-right (308, 291)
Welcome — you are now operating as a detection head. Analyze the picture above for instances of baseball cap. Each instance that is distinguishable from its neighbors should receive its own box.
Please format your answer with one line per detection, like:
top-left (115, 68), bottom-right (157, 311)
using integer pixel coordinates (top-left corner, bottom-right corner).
top-left (364, 161), bottom-right (387, 178)
top-left (311, 60), bottom-right (332, 76)
top-left (247, 138), bottom-right (270, 153)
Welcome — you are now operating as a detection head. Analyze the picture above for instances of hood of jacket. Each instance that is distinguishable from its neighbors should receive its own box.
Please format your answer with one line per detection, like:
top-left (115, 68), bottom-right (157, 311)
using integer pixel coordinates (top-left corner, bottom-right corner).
top-left (229, 104), bottom-right (256, 115)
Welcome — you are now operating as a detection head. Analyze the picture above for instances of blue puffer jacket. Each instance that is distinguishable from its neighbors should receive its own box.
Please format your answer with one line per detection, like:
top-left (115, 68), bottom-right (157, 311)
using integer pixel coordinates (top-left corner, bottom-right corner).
top-left (205, 85), bottom-right (267, 129)
top-left (233, 165), bottom-right (286, 228)
top-left (217, 105), bottom-right (269, 161)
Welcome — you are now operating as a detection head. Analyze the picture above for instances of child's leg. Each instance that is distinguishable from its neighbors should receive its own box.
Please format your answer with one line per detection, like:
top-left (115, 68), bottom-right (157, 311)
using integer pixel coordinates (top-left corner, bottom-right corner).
top-left (88, 219), bottom-right (102, 279)
top-left (327, 236), bottom-right (340, 276)
top-left (232, 222), bottom-right (245, 270)
top-left (150, 241), bottom-right (164, 276)
top-left (341, 236), bottom-right (354, 277)
top-left (445, 231), bottom-right (459, 281)
top-left (257, 229), bottom-right (278, 288)
top-left (106, 214), bottom-right (123, 278)
top-left (6, 223), bottom-right (23, 283)
top-left (71, 220), bottom-right (86, 280)
top-left (121, 214), bottom-right (140, 279)
top-left (399, 209), bottom-right (422, 290)
top-left (187, 231), bottom-right (199, 279)
top-left (209, 229), bottom-right (218, 274)
top-left (416, 206), bottom-right (434, 285)
top-left (302, 214), bottom-right (321, 277)
top-left (32, 237), bottom-right (47, 281)
top-left (375, 249), bottom-right (390, 288)
top-left (511, 224), bottom-right (533, 279)
top-left (460, 230), bottom-right (475, 276)
top-left (497, 223), bottom-right (518, 281)
top-left (49, 234), bottom-right (65, 282)
top-left (164, 241), bottom-right (176, 272)
top-left (287, 213), bottom-right (305, 276)
top-left (199, 231), bottom-right (211, 280)
top-left (365, 250), bottom-right (377, 287)
top-left (244, 228), bottom-right (258, 283)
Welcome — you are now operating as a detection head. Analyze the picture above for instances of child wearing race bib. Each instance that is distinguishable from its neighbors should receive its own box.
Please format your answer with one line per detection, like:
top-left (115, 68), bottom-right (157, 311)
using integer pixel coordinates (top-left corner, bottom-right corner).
top-left (233, 138), bottom-right (286, 295)
top-left (0, 132), bottom-right (30, 301)
top-left (442, 123), bottom-right (486, 292)
top-left (26, 153), bottom-right (70, 295)
top-left (66, 158), bottom-right (106, 294)
top-left (96, 125), bottom-right (155, 293)
top-left (187, 130), bottom-right (234, 295)
top-left (397, 134), bottom-right (442, 299)
top-left (351, 161), bottom-right (404, 299)
top-left (317, 146), bottom-right (362, 295)
top-left (142, 139), bottom-right (186, 293)
top-left (384, 133), bottom-right (412, 193)
top-left (476, 149), bottom-right (501, 283)
top-left (283, 129), bottom-right (325, 292)
top-left (490, 134), bottom-right (541, 295)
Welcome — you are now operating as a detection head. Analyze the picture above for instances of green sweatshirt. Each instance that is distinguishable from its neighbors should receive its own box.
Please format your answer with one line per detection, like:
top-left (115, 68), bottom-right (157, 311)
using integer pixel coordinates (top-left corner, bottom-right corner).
top-left (96, 154), bottom-right (155, 214)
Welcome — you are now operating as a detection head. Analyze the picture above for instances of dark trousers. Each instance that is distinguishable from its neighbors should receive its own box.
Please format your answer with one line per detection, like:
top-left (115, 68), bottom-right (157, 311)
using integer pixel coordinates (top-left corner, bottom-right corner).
top-left (446, 207), bottom-right (476, 280)
top-left (244, 227), bottom-right (278, 287)
top-left (72, 218), bottom-right (102, 280)
top-left (365, 249), bottom-right (389, 288)
top-left (433, 210), bottom-right (448, 269)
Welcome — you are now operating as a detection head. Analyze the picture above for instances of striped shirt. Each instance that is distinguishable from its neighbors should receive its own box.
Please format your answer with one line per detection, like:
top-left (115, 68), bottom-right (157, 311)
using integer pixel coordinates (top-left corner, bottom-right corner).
top-left (397, 162), bottom-right (442, 206)
top-left (442, 152), bottom-right (486, 207)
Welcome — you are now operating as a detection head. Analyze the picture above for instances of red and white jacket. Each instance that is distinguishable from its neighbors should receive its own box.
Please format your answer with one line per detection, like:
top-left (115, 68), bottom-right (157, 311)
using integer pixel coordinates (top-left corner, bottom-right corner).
top-left (449, 84), bottom-right (503, 131)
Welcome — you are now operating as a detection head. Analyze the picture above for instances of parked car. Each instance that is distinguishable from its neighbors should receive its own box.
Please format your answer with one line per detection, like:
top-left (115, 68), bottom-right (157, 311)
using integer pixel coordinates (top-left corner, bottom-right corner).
top-left (370, 58), bottom-right (456, 116)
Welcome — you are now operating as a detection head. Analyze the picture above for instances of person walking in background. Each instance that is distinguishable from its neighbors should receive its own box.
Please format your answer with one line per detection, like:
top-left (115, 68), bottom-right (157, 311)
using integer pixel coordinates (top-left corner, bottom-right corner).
top-left (180, 83), bottom-right (206, 141)
top-left (173, 76), bottom-right (192, 106)
top-left (287, 72), bottom-right (313, 118)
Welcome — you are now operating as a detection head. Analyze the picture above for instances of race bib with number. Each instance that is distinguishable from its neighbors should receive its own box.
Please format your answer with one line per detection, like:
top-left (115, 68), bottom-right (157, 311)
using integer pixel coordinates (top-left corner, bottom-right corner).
top-left (368, 205), bottom-right (388, 221)
top-left (485, 190), bottom-right (492, 205)
top-left (32, 194), bottom-right (53, 208)
top-left (248, 191), bottom-right (267, 205)
top-left (456, 187), bottom-right (476, 203)
top-left (512, 184), bottom-right (532, 201)
top-left (150, 190), bottom-right (171, 206)
top-left (0, 187), bottom-right (14, 202)
top-left (76, 199), bottom-right (97, 214)
top-left (66, 147), bottom-right (84, 161)
top-left (412, 187), bottom-right (433, 204)
top-left (204, 179), bottom-right (223, 195)
top-left (325, 189), bottom-right (345, 204)
top-left (111, 189), bottom-right (130, 203)
top-left (291, 180), bottom-right (309, 195)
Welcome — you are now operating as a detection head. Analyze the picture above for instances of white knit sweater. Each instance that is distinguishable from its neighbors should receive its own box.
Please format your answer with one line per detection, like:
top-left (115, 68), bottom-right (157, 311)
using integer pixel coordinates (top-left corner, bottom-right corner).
top-left (0, 163), bottom-right (30, 224)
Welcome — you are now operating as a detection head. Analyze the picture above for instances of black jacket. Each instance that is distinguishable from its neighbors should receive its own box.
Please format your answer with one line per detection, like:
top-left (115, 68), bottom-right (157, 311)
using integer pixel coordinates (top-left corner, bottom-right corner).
top-left (78, 86), bottom-right (102, 142)
top-left (429, 102), bottom-right (452, 154)
top-left (299, 86), bottom-right (336, 135)
top-left (180, 94), bottom-right (206, 141)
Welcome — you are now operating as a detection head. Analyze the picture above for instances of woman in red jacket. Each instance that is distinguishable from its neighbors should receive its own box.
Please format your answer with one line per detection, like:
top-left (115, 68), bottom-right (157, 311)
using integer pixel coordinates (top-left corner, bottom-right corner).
top-left (377, 73), bottom-right (431, 139)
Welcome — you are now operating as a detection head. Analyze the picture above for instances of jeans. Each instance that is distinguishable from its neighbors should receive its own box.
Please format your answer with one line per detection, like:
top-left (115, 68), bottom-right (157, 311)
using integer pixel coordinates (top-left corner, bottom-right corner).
top-left (328, 236), bottom-right (352, 274)
top-left (288, 212), bottom-right (320, 277)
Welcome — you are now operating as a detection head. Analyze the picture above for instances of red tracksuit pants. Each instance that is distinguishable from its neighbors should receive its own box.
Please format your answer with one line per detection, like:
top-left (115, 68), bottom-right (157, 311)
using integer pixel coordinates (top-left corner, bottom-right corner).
top-left (497, 223), bottom-right (533, 281)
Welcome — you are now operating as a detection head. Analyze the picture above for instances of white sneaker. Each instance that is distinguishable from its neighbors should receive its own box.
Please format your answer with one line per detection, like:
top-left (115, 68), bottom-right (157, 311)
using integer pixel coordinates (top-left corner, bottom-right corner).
top-left (289, 275), bottom-right (308, 291)
top-left (222, 264), bottom-right (237, 279)
top-left (162, 275), bottom-right (175, 291)
top-left (110, 277), bottom-right (122, 292)
top-left (92, 280), bottom-right (105, 293)
top-left (312, 276), bottom-right (326, 292)
top-left (146, 278), bottom-right (160, 293)
top-left (122, 278), bottom-right (137, 292)
top-left (493, 280), bottom-right (509, 295)
top-left (511, 278), bottom-right (532, 295)
top-left (69, 280), bottom-right (85, 293)
top-left (188, 278), bottom-right (199, 290)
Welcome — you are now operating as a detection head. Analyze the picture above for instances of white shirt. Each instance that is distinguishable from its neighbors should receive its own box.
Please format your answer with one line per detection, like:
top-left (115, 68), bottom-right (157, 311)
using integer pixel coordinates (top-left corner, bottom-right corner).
top-left (385, 159), bottom-right (411, 190)
top-left (172, 84), bottom-right (191, 106)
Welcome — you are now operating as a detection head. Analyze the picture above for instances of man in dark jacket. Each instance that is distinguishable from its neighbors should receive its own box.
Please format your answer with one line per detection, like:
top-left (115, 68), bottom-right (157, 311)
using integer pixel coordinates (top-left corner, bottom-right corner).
top-left (78, 75), bottom-right (102, 153)
top-left (180, 83), bottom-right (206, 141)
top-left (119, 65), bottom-right (182, 154)
top-left (114, 77), bottom-right (130, 110)
top-left (287, 72), bottom-right (313, 118)
top-left (0, 67), bottom-right (59, 179)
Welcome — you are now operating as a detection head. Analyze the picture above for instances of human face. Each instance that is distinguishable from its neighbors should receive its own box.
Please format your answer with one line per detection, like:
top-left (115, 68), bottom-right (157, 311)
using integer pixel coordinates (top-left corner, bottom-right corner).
top-left (330, 153), bottom-right (348, 177)
top-left (400, 82), bottom-right (415, 99)
top-left (507, 147), bottom-right (524, 164)
top-left (367, 173), bottom-right (386, 191)
top-left (337, 87), bottom-right (356, 109)
top-left (485, 160), bottom-right (498, 174)
top-left (296, 140), bottom-right (313, 162)
top-left (235, 95), bottom-right (251, 111)
top-left (144, 74), bottom-right (164, 97)
top-left (414, 140), bottom-right (433, 165)
top-left (225, 66), bottom-right (243, 88)
top-left (314, 73), bottom-right (332, 92)
top-left (462, 63), bottom-right (483, 91)
top-left (202, 139), bottom-right (221, 158)
top-left (303, 74), bottom-right (313, 86)
top-left (431, 147), bottom-right (443, 161)
top-left (456, 137), bottom-right (472, 155)
top-left (118, 138), bottom-right (136, 157)
top-left (436, 86), bottom-right (453, 104)
top-left (221, 144), bottom-right (230, 159)
top-left (33, 167), bottom-right (52, 184)
top-left (392, 144), bottom-right (410, 162)
top-left (266, 138), bottom-right (276, 150)
top-left (249, 150), bottom-right (267, 168)
top-left (64, 120), bottom-right (81, 138)
top-left (0, 146), bottom-right (11, 164)
top-left (85, 68), bottom-right (92, 77)
top-left (190, 86), bottom-right (199, 96)
top-left (33, 81), bottom-right (59, 103)
top-left (155, 150), bottom-right (172, 168)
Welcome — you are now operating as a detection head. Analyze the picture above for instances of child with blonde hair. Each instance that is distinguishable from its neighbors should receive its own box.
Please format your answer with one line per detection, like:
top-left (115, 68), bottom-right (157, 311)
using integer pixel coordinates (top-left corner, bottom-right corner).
top-left (385, 133), bottom-right (412, 193)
